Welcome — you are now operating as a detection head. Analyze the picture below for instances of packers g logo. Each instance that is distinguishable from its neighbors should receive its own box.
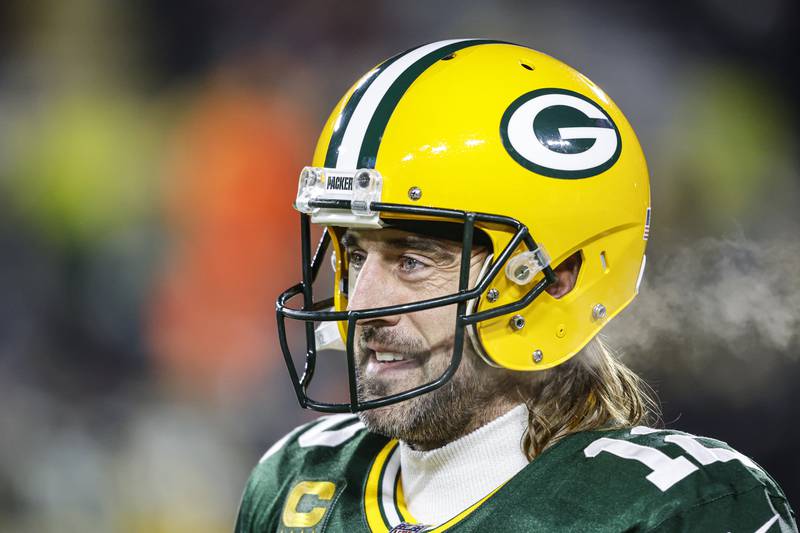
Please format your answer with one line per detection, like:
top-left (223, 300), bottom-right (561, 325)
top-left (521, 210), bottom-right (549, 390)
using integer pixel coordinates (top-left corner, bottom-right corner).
top-left (500, 88), bottom-right (622, 179)
top-left (280, 480), bottom-right (339, 532)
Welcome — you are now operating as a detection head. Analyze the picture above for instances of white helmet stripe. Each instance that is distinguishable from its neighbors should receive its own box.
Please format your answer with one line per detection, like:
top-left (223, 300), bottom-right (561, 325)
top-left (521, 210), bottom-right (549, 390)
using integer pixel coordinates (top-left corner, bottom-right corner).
top-left (333, 39), bottom-right (470, 169)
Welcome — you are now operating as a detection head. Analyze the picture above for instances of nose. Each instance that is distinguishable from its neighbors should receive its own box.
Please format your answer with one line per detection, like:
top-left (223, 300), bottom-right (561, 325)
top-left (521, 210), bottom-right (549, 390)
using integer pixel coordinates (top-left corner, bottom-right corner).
top-left (347, 255), bottom-right (401, 327)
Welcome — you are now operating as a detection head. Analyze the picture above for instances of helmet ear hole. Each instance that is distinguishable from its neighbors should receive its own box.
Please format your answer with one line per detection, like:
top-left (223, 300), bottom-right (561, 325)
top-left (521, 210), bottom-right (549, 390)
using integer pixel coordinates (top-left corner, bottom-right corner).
top-left (545, 251), bottom-right (583, 299)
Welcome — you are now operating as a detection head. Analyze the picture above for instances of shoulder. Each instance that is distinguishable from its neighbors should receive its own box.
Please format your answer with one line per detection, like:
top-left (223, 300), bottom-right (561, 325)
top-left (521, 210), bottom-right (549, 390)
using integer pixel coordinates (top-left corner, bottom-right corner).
top-left (235, 414), bottom-right (388, 533)
top-left (510, 426), bottom-right (796, 531)
top-left (581, 426), bottom-right (785, 498)
top-left (258, 414), bottom-right (367, 464)
top-left (243, 413), bottom-right (372, 490)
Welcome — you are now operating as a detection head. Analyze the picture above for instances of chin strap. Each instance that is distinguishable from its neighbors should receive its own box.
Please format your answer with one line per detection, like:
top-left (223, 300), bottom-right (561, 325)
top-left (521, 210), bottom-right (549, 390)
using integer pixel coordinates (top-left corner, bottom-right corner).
top-left (315, 318), bottom-right (346, 352)
top-left (465, 253), bottom-right (502, 368)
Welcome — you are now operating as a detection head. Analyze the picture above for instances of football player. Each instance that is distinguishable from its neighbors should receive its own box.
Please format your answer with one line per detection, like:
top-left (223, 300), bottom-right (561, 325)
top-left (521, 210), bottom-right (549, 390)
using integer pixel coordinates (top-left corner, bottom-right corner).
top-left (236, 40), bottom-right (797, 532)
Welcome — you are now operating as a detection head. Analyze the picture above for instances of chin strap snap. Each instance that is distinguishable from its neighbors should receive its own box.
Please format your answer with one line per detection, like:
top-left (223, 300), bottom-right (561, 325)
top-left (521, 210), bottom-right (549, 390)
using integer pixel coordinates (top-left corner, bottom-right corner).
top-left (504, 247), bottom-right (550, 285)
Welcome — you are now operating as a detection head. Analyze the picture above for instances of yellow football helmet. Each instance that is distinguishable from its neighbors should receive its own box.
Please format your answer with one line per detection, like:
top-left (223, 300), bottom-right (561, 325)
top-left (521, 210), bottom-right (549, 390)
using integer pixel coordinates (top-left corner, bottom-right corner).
top-left (277, 39), bottom-right (650, 412)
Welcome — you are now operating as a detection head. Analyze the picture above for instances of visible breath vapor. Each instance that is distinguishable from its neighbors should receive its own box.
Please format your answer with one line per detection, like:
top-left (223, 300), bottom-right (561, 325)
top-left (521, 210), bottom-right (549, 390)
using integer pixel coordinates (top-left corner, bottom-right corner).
top-left (604, 234), bottom-right (800, 364)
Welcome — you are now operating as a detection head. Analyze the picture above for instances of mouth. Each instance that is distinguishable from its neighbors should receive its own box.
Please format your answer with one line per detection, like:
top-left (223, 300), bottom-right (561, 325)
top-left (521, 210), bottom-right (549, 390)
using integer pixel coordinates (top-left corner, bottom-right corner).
top-left (375, 351), bottom-right (407, 362)
top-left (363, 348), bottom-right (418, 376)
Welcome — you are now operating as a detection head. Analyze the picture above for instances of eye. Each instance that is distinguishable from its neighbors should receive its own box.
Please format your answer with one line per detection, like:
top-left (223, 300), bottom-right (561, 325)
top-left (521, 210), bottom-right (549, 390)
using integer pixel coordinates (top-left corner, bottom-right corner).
top-left (399, 256), bottom-right (424, 272)
top-left (348, 250), bottom-right (366, 270)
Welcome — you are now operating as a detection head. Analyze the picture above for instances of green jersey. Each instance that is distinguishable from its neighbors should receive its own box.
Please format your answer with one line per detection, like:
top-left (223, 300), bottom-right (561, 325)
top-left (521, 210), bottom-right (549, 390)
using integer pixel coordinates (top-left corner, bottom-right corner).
top-left (236, 414), bottom-right (797, 532)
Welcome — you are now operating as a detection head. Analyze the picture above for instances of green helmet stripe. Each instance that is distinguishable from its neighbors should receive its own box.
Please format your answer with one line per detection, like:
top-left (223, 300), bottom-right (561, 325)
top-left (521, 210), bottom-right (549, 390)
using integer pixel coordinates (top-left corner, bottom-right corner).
top-left (326, 39), bottom-right (509, 170)
top-left (323, 45), bottom-right (420, 168)
top-left (356, 39), bottom-right (505, 169)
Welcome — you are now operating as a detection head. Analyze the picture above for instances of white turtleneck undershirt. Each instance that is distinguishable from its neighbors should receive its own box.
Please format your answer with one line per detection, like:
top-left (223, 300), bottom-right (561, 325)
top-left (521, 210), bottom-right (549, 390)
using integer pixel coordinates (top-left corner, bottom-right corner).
top-left (399, 404), bottom-right (530, 525)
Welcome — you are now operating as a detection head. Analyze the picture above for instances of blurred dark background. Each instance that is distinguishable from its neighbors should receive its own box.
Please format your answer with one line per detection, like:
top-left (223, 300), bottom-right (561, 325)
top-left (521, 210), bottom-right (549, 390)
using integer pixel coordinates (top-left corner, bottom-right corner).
top-left (0, 0), bottom-right (798, 530)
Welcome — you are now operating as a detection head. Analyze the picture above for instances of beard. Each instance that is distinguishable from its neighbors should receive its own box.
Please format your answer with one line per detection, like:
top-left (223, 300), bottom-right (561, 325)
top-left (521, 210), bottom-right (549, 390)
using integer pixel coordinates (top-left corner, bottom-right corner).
top-left (355, 324), bottom-right (520, 448)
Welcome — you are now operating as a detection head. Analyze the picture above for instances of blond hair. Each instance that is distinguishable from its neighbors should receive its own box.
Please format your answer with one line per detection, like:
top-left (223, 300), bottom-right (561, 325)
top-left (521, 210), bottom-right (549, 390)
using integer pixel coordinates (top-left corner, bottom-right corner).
top-left (519, 336), bottom-right (660, 461)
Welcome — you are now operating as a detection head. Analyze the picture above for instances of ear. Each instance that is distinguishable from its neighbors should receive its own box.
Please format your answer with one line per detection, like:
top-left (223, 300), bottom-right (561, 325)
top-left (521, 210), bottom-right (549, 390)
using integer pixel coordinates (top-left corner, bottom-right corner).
top-left (545, 251), bottom-right (582, 299)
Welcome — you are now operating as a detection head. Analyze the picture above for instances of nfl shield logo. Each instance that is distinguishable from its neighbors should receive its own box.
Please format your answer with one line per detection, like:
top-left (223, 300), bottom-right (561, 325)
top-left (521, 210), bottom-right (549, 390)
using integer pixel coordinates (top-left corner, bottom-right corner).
top-left (389, 523), bottom-right (431, 533)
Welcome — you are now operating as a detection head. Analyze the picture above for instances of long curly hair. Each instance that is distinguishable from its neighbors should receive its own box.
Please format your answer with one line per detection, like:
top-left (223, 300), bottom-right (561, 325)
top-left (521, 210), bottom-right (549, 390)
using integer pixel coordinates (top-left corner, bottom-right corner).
top-left (518, 336), bottom-right (660, 460)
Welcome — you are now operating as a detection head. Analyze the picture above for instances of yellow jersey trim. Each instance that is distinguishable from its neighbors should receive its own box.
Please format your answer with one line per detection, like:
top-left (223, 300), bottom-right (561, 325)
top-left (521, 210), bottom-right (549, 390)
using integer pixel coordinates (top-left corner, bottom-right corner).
top-left (363, 438), bottom-right (508, 532)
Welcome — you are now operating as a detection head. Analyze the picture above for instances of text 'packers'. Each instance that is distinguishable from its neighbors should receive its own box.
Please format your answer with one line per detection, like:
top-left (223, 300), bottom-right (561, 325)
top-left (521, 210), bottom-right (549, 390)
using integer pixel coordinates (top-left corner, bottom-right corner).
top-left (326, 175), bottom-right (353, 191)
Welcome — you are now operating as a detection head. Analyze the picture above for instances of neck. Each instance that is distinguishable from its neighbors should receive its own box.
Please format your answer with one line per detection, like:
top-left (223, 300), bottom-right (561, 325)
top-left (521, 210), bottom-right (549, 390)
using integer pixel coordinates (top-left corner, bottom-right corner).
top-left (406, 397), bottom-right (520, 451)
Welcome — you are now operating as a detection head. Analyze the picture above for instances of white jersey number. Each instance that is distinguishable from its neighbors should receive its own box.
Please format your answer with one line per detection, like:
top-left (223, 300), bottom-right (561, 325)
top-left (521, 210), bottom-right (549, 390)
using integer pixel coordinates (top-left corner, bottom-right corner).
top-left (583, 426), bottom-right (762, 491)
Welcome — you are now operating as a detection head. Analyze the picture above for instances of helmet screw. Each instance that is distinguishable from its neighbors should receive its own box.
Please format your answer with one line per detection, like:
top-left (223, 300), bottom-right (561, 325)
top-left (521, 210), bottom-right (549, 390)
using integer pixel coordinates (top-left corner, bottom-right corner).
top-left (302, 167), bottom-right (318, 186)
top-left (357, 171), bottom-right (371, 188)
top-left (532, 350), bottom-right (543, 363)
top-left (510, 314), bottom-right (526, 330)
top-left (514, 265), bottom-right (530, 281)
top-left (408, 186), bottom-right (422, 201)
top-left (487, 288), bottom-right (499, 303)
top-left (592, 304), bottom-right (607, 320)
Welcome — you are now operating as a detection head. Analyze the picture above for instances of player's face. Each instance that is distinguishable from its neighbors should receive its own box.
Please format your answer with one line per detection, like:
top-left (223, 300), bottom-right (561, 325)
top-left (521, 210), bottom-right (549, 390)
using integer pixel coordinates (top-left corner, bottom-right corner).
top-left (343, 228), bottom-right (484, 393)
top-left (342, 228), bottom-right (517, 446)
